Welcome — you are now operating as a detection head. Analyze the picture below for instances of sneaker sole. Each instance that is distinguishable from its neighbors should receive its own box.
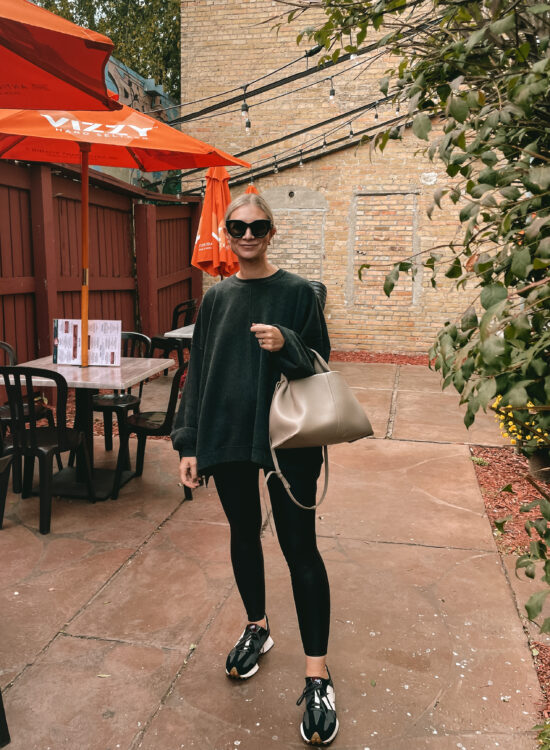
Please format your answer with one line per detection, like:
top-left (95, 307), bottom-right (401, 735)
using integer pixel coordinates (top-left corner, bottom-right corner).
top-left (300, 718), bottom-right (339, 746)
top-left (226, 635), bottom-right (275, 679)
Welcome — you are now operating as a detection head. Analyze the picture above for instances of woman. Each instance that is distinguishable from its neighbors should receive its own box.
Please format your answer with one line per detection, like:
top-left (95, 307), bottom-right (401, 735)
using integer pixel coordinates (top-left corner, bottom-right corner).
top-left (171, 194), bottom-right (338, 746)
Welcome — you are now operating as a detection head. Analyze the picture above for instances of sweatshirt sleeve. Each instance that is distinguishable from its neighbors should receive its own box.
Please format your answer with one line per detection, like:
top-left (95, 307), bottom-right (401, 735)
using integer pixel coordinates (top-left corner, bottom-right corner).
top-left (272, 286), bottom-right (330, 380)
top-left (171, 311), bottom-right (204, 458)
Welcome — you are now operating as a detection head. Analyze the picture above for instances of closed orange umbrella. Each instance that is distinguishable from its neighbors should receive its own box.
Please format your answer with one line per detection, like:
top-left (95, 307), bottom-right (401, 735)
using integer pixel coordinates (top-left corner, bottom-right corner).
top-left (0, 0), bottom-right (120, 111)
top-left (0, 107), bottom-right (249, 364)
top-left (192, 166), bottom-right (239, 277)
top-left (245, 184), bottom-right (259, 194)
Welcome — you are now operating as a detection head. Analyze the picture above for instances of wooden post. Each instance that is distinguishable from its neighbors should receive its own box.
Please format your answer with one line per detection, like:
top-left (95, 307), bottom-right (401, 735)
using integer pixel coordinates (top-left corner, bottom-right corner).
top-left (134, 203), bottom-right (158, 336)
top-left (30, 165), bottom-right (58, 358)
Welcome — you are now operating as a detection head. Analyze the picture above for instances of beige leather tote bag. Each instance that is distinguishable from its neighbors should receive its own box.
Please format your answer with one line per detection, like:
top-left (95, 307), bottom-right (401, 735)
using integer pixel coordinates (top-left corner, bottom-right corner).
top-left (266, 350), bottom-right (373, 509)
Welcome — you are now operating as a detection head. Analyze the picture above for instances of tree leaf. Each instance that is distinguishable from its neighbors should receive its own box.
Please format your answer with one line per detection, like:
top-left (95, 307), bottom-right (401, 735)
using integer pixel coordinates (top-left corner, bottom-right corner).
top-left (489, 14), bottom-right (516, 35)
top-left (412, 112), bottom-right (432, 140)
top-left (480, 284), bottom-right (508, 310)
top-left (526, 589), bottom-right (550, 621)
top-left (529, 167), bottom-right (550, 190)
top-left (448, 95), bottom-right (469, 123)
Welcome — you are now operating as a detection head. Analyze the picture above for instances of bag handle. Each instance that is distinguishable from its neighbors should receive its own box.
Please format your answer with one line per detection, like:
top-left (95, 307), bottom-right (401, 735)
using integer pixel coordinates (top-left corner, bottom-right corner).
top-left (263, 442), bottom-right (329, 512)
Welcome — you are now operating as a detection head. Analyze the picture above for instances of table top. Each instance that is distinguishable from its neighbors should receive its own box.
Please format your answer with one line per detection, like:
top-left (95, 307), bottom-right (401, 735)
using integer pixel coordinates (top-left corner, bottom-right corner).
top-left (163, 323), bottom-right (195, 339)
top-left (15, 356), bottom-right (175, 390)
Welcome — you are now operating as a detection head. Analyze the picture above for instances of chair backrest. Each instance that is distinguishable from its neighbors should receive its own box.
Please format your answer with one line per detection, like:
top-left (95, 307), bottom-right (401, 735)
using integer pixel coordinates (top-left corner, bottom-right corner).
top-left (0, 341), bottom-right (16, 366)
top-left (146, 364), bottom-right (188, 435)
top-left (121, 332), bottom-right (151, 358)
top-left (309, 280), bottom-right (327, 310)
top-left (0, 367), bottom-right (67, 453)
top-left (171, 299), bottom-right (197, 330)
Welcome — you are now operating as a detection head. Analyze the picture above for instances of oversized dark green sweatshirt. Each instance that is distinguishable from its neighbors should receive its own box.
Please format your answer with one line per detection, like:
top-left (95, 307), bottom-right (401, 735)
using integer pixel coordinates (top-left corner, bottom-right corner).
top-left (171, 269), bottom-right (330, 475)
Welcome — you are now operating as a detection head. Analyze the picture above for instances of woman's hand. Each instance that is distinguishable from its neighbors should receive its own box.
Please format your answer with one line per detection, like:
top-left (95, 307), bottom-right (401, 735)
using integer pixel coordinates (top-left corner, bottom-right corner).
top-left (251, 324), bottom-right (285, 352)
top-left (179, 456), bottom-right (200, 488)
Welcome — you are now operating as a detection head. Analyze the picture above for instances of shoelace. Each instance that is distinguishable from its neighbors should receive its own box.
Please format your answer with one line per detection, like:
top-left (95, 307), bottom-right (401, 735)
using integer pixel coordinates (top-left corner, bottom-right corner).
top-left (235, 625), bottom-right (263, 653)
top-left (296, 678), bottom-right (326, 708)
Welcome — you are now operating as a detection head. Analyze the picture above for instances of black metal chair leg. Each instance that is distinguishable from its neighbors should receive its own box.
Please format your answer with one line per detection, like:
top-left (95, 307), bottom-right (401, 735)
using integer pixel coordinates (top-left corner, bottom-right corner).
top-left (111, 429), bottom-right (130, 500)
top-left (38, 453), bottom-right (54, 535)
top-left (103, 412), bottom-right (113, 451)
top-left (0, 686), bottom-right (10, 748)
top-left (22, 455), bottom-right (34, 498)
top-left (47, 410), bottom-right (63, 470)
top-left (0, 457), bottom-right (11, 530)
top-left (10, 455), bottom-right (21, 494)
top-left (135, 434), bottom-right (147, 477)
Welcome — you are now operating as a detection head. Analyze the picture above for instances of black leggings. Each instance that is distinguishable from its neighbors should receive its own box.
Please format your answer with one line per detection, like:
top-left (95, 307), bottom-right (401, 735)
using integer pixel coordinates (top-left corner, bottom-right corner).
top-left (212, 458), bottom-right (330, 657)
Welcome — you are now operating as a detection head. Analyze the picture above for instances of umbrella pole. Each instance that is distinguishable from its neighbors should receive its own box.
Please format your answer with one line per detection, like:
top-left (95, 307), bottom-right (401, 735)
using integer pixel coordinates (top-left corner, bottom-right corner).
top-left (80, 143), bottom-right (91, 368)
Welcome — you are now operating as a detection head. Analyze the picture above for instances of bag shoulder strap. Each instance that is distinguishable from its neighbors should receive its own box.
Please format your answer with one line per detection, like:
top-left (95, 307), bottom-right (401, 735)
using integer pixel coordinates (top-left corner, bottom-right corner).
top-left (264, 442), bottom-right (329, 511)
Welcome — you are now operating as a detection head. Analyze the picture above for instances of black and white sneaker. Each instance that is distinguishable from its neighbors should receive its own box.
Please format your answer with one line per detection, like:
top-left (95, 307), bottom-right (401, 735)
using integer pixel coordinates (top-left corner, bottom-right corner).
top-left (296, 668), bottom-right (339, 745)
top-left (225, 618), bottom-right (274, 679)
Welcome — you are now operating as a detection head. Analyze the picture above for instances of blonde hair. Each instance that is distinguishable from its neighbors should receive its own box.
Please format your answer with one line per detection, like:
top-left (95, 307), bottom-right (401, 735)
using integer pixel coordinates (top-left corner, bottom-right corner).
top-left (224, 193), bottom-right (275, 225)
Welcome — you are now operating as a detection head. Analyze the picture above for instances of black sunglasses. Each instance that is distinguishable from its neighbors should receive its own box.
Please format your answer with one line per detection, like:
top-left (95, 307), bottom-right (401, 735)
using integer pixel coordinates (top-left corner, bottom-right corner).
top-left (225, 219), bottom-right (272, 238)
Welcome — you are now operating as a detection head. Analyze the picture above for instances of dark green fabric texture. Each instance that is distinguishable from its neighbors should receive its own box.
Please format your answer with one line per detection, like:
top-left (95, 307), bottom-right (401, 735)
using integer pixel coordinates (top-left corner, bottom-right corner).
top-left (171, 269), bottom-right (331, 475)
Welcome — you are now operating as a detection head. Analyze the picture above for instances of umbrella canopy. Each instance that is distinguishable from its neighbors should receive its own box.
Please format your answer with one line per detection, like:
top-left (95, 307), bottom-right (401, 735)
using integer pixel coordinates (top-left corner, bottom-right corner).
top-left (0, 0), bottom-right (120, 111)
top-left (0, 107), bottom-right (249, 365)
top-left (192, 167), bottom-right (239, 278)
top-left (0, 106), bottom-right (249, 170)
top-left (245, 184), bottom-right (259, 194)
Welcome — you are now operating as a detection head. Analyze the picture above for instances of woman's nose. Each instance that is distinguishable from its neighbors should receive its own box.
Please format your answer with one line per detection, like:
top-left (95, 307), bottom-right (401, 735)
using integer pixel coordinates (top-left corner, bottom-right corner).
top-left (243, 227), bottom-right (254, 239)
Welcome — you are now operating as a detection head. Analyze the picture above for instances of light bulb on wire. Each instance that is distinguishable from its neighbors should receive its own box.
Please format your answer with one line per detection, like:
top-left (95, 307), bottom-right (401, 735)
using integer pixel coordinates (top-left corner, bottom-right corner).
top-left (241, 99), bottom-right (249, 118)
top-left (299, 151), bottom-right (304, 169)
top-left (245, 118), bottom-right (251, 135)
top-left (273, 158), bottom-right (279, 174)
top-left (329, 78), bottom-right (335, 101)
top-left (349, 123), bottom-right (354, 139)
top-left (374, 103), bottom-right (379, 120)
top-left (322, 136), bottom-right (327, 152)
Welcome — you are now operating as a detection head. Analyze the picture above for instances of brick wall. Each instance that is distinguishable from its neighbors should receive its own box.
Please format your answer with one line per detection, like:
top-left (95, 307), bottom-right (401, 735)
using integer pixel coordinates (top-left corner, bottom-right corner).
top-left (180, 0), bottom-right (475, 353)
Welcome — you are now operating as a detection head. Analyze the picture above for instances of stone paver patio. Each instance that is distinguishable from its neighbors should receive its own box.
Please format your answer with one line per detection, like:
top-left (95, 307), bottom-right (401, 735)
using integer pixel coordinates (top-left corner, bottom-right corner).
top-left (0, 362), bottom-right (542, 749)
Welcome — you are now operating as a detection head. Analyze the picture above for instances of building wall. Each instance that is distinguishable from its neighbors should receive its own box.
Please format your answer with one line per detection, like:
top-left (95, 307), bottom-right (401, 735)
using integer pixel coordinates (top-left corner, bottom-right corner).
top-left (180, 0), bottom-right (474, 354)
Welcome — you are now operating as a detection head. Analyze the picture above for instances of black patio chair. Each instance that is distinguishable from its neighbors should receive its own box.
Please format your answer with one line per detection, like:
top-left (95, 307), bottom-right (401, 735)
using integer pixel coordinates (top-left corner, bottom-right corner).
top-left (112, 364), bottom-right (192, 501)
top-left (150, 299), bottom-right (197, 375)
top-left (92, 332), bottom-right (152, 453)
top-left (0, 685), bottom-right (10, 747)
top-left (0, 366), bottom-right (95, 535)
top-left (0, 340), bottom-right (59, 492)
top-left (309, 280), bottom-right (327, 310)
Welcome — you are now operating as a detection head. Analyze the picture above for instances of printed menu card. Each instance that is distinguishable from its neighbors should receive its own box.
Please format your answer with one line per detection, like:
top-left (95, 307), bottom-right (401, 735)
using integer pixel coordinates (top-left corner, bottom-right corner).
top-left (53, 319), bottom-right (121, 366)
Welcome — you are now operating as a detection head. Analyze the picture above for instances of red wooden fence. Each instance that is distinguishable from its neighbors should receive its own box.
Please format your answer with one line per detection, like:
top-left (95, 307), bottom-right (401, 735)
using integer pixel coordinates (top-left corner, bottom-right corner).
top-left (0, 161), bottom-right (202, 363)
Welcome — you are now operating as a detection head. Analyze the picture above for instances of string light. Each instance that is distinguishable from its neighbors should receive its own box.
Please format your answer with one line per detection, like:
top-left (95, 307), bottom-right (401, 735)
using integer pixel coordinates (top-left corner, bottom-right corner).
top-left (273, 157), bottom-right (279, 173)
top-left (374, 103), bottom-right (378, 120)
top-left (299, 151), bottom-right (304, 168)
top-left (245, 118), bottom-right (251, 135)
top-left (241, 99), bottom-right (249, 118)
top-left (395, 101), bottom-right (400, 114)
top-left (329, 78), bottom-right (335, 101)
top-left (349, 123), bottom-right (354, 139)
top-left (322, 136), bottom-right (327, 152)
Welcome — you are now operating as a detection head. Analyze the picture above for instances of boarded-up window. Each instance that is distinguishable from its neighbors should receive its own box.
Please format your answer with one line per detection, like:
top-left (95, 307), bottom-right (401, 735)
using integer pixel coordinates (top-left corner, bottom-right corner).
top-left (353, 193), bottom-right (416, 307)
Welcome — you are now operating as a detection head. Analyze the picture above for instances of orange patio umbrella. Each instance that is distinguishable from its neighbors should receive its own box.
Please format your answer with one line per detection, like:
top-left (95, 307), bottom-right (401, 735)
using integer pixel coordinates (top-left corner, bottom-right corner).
top-left (245, 184), bottom-right (259, 194)
top-left (192, 166), bottom-right (239, 277)
top-left (0, 0), bottom-right (120, 111)
top-left (0, 106), bottom-right (249, 365)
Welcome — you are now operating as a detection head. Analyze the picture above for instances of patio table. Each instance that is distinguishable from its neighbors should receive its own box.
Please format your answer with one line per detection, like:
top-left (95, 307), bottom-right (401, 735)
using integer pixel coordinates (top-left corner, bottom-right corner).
top-left (163, 323), bottom-right (195, 339)
top-left (16, 355), bottom-right (174, 500)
